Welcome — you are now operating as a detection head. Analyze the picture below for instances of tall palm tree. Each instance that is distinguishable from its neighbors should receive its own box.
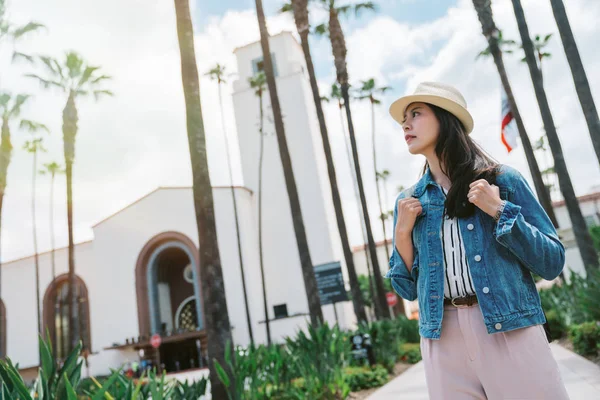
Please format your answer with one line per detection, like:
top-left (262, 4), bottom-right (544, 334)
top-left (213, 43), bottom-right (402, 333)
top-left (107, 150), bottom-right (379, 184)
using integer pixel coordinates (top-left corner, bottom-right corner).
top-left (0, 93), bottom-right (41, 333)
top-left (23, 132), bottom-right (48, 337)
top-left (40, 162), bottom-right (64, 303)
top-left (249, 71), bottom-right (272, 344)
top-left (173, 1), bottom-right (233, 396)
top-left (355, 78), bottom-right (392, 262)
top-left (284, 0), bottom-right (367, 323)
top-left (27, 52), bottom-right (112, 351)
top-left (206, 63), bottom-right (254, 345)
top-left (510, 0), bottom-right (599, 272)
top-left (254, 0), bottom-right (324, 326)
top-left (322, 83), bottom-right (378, 320)
top-left (311, 0), bottom-right (389, 319)
top-left (549, 0), bottom-right (600, 168)
top-left (472, 0), bottom-right (558, 229)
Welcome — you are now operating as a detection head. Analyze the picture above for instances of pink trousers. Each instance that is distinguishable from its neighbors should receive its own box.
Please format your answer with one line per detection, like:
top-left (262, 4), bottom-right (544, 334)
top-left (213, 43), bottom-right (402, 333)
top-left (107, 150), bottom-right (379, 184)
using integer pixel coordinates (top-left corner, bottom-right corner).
top-left (420, 303), bottom-right (570, 399)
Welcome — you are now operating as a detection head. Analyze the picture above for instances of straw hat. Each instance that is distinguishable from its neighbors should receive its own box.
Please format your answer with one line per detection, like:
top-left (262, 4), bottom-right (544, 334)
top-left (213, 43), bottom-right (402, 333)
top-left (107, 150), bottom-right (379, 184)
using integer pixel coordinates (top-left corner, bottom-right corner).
top-left (389, 82), bottom-right (474, 134)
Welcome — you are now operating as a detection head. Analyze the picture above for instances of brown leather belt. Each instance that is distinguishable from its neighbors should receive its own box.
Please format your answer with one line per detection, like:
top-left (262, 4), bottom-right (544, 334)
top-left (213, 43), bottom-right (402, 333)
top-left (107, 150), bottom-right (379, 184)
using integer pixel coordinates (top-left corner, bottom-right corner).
top-left (444, 294), bottom-right (479, 307)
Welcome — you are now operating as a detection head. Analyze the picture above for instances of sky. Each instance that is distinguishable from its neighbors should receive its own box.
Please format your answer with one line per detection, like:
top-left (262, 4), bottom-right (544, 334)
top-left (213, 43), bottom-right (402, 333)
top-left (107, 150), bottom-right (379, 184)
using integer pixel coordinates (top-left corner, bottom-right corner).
top-left (2, 0), bottom-right (600, 263)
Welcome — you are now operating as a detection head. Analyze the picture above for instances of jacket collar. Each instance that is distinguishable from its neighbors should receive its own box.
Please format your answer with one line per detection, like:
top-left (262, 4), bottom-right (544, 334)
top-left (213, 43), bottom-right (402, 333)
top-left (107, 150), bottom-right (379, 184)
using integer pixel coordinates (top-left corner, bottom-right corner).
top-left (412, 167), bottom-right (437, 198)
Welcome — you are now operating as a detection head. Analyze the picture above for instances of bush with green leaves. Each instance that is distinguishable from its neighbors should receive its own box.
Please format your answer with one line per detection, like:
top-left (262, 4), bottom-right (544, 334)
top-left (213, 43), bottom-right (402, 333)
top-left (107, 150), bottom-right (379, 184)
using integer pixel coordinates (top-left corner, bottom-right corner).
top-left (397, 343), bottom-right (421, 364)
top-left (394, 315), bottom-right (420, 344)
top-left (343, 365), bottom-right (388, 392)
top-left (538, 269), bottom-right (600, 326)
top-left (544, 309), bottom-right (568, 340)
top-left (569, 322), bottom-right (600, 357)
top-left (356, 319), bottom-right (400, 372)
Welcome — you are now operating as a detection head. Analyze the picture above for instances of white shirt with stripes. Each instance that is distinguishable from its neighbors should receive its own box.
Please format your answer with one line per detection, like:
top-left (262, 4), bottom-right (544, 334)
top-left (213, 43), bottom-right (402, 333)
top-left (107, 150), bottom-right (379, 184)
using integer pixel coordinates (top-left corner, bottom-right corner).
top-left (441, 188), bottom-right (476, 299)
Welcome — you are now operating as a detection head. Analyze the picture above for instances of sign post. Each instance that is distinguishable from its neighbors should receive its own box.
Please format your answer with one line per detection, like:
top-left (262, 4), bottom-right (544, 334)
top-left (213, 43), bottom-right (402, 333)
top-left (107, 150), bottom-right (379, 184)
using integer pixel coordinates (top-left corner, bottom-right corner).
top-left (314, 262), bottom-right (348, 326)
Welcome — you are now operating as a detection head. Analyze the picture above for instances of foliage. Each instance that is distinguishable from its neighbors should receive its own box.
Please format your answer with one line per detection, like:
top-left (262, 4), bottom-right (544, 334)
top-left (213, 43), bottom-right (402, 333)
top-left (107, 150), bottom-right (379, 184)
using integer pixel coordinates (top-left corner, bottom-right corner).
top-left (569, 322), bottom-right (600, 357)
top-left (343, 365), bottom-right (388, 392)
top-left (544, 309), bottom-right (568, 340)
top-left (395, 315), bottom-right (420, 344)
top-left (356, 319), bottom-right (400, 372)
top-left (590, 226), bottom-right (600, 253)
top-left (538, 269), bottom-right (600, 326)
top-left (357, 274), bottom-right (391, 308)
top-left (397, 343), bottom-right (421, 365)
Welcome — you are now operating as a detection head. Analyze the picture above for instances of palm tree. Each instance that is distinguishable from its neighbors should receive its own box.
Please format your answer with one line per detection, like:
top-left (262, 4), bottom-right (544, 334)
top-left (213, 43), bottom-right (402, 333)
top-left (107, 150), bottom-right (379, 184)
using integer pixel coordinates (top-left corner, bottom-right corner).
top-left (510, 0), bottom-right (599, 272)
top-left (476, 30), bottom-right (518, 59)
top-left (23, 131), bottom-right (48, 337)
top-left (206, 63), bottom-right (254, 345)
top-left (311, 0), bottom-right (389, 319)
top-left (40, 162), bottom-right (64, 303)
top-left (27, 52), bottom-right (112, 351)
top-left (0, 93), bottom-right (38, 337)
top-left (355, 78), bottom-right (392, 261)
top-left (173, 1), bottom-right (233, 396)
top-left (549, 0), bottom-right (600, 169)
top-left (284, 0), bottom-right (367, 323)
top-left (322, 83), bottom-right (378, 320)
top-left (249, 71), bottom-right (272, 344)
top-left (472, 0), bottom-right (558, 229)
top-left (254, 0), bottom-right (324, 326)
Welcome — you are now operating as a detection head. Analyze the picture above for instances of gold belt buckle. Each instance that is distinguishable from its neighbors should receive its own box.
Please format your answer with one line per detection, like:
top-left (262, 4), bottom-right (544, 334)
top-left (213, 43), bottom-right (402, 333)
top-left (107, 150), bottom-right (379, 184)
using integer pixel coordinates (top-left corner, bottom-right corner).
top-left (451, 297), bottom-right (469, 308)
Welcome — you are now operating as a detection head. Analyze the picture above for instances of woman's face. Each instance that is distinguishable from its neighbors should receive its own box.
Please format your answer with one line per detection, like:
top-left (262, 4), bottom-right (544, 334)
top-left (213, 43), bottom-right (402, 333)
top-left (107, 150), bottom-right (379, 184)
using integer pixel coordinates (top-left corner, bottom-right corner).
top-left (402, 102), bottom-right (440, 156)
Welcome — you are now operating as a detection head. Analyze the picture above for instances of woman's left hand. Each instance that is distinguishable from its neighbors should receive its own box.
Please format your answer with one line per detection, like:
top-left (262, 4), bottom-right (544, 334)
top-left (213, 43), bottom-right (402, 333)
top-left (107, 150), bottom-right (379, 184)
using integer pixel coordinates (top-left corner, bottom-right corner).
top-left (468, 179), bottom-right (503, 218)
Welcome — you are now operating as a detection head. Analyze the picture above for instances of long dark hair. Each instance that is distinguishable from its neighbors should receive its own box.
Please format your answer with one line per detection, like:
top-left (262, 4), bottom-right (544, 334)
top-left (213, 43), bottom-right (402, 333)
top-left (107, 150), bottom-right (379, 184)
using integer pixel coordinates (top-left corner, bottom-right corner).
top-left (422, 104), bottom-right (500, 219)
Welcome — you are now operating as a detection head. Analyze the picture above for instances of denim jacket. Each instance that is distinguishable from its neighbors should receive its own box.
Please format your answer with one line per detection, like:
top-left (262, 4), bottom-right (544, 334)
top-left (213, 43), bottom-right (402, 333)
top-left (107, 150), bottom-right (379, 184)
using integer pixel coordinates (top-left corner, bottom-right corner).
top-left (386, 165), bottom-right (565, 339)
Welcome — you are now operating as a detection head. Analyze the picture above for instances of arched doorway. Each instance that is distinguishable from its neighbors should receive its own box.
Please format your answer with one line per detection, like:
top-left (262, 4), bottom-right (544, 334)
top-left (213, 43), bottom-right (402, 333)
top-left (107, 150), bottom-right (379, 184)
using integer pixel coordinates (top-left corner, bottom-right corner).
top-left (135, 232), bottom-right (206, 372)
top-left (0, 299), bottom-right (6, 358)
top-left (43, 274), bottom-right (91, 360)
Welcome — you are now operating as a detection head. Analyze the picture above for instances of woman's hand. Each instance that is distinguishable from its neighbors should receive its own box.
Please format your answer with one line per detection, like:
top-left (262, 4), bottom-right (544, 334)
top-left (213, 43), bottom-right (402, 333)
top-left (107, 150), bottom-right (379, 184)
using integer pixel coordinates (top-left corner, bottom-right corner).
top-left (468, 179), bottom-right (503, 218)
top-left (395, 198), bottom-right (423, 238)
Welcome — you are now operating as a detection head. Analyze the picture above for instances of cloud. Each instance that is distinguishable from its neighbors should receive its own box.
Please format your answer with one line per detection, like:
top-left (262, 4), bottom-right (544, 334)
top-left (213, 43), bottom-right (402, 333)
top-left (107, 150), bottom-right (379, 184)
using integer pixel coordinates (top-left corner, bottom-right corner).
top-left (3, 0), bottom-right (600, 260)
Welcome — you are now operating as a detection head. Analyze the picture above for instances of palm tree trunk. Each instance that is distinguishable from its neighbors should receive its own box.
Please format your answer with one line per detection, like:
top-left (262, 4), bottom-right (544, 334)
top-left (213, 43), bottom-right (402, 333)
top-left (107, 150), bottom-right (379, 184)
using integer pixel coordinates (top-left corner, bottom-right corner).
top-left (255, 0), bottom-right (323, 326)
top-left (0, 118), bottom-right (10, 338)
top-left (291, 0), bottom-right (367, 323)
top-left (257, 91), bottom-right (271, 345)
top-left (62, 91), bottom-right (78, 352)
top-left (50, 171), bottom-right (57, 348)
top-left (511, 0), bottom-right (598, 271)
top-left (32, 149), bottom-right (41, 337)
top-left (217, 79), bottom-right (254, 345)
top-left (173, 1), bottom-right (233, 397)
top-left (339, 105), bottom-right (378, 320)
top-left (472, 0), bottom-right (559, 229)
top-left (549, 0), bottom-right (600, 168)
top-left (329, 8), bottom-right (389, 319)
top-left (371, 101), bottom-right (390, 263)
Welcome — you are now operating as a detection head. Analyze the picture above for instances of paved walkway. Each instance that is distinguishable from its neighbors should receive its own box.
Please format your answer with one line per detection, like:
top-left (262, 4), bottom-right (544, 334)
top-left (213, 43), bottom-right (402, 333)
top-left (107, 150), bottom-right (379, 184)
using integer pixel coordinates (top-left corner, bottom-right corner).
top-left (367, 343), bottom-right (600, 399)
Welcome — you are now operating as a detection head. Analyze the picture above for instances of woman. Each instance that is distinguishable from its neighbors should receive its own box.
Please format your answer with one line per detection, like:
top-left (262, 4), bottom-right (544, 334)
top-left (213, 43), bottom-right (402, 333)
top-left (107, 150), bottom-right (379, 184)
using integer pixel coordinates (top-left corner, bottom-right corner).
top-left (387, 82), bottom-right (569, 399)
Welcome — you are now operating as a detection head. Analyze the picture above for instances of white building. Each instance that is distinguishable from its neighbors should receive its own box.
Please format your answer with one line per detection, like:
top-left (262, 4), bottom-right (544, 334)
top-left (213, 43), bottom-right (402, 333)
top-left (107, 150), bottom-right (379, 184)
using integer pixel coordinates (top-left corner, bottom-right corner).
top-left (0, 32), bottom-right (358, 380)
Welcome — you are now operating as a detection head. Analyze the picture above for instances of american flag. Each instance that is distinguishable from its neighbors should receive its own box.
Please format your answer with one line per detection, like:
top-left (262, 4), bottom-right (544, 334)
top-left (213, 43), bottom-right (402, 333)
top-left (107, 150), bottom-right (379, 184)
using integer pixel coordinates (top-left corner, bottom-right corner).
top-left (501, 86), bottom-right (519, 153)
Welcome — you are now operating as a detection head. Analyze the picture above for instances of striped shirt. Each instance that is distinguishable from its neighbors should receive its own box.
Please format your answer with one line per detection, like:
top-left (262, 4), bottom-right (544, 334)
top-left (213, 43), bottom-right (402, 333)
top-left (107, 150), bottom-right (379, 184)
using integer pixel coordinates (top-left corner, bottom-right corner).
top-left (441, 188), bottom-right (476, 299)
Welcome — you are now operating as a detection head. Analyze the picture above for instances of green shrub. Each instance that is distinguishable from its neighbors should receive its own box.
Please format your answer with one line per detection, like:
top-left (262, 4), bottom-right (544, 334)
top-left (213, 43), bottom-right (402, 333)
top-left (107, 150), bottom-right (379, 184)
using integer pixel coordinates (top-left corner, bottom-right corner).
top-left (398, 343), bottom-right (421, 364)
top-left (356, 319), bottom-right (401, 372)
top-left (569, 322), bottom-right (600, 357)
top-left (395, 315), bottom-right (420, 344)
top-left (545, 309), bottom-right (568, 340)
top-left (343, 365), bottom-right (388, 392)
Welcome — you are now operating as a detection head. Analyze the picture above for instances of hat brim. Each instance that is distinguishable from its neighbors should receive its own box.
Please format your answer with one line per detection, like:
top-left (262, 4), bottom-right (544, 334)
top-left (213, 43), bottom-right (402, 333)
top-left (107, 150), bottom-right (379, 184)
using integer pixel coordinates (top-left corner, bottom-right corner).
top-left (389, 94), bottom-right (474, 134)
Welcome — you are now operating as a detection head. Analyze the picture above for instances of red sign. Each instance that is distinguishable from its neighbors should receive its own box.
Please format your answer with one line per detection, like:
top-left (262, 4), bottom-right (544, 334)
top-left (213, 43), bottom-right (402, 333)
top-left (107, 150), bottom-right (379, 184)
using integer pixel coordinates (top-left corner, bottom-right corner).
top-left (150, 334), bottom-right (162, 349)
top-left (386, 292), bottom-right (397, 307)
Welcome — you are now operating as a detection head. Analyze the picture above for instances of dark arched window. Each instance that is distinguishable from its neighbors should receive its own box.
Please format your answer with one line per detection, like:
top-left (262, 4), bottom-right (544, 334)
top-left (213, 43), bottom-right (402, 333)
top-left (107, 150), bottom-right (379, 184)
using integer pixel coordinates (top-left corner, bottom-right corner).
top-left (43, 275), bottom-right (91, 359)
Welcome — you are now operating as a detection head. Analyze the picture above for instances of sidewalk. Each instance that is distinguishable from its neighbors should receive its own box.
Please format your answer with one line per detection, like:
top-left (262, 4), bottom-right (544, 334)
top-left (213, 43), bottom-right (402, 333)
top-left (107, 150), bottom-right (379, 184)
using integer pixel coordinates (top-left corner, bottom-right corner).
top-left (367, 343), bottom-right (600, 399)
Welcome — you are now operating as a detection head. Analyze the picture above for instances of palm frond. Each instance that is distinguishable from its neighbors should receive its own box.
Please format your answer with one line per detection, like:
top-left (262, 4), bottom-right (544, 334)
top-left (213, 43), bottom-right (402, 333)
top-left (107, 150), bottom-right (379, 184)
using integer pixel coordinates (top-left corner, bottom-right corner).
top-left (0, 93), bottom-right (10, 109)
top-left (353, 2), bottom-right (377, 16)
top-left (25, 74), bottom-right (64, 90)
top-left (77, 66), bottom-right (100, 88)
top-left (544, 33), bottom-right (553, 43)
top-left (10, 94), bottom-right (31, 116)
top-left (90, 75), bottom-right (111, 85)
top-left (19, 120), bottom-right (49, 134)
top-left (40, 56), bottom-right (59, 76)
top-left (65, 52), bottom-right (84, 79)
top-left (93, 90), bottom-right (114, 101)
top-left (11, 22), bottom-right (45, 39)
top-left (313, 23), bottom-right (329, 36)
top-left (12, 51), bottom-right (34, 63)
top-left (279, 2), bottom-right (293, 13)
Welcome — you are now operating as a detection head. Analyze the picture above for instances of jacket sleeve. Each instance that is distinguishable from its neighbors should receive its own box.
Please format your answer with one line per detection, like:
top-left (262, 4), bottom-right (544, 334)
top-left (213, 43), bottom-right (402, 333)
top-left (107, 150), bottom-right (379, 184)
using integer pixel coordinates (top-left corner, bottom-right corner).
top-left (385, 191), bottom-right (419, 301)
top-left (494, 168), bottom-right (565, 280)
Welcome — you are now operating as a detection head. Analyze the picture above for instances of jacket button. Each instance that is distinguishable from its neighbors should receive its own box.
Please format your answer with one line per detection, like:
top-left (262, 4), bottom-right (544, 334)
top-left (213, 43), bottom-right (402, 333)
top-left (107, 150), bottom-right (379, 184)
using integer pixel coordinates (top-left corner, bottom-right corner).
top-left (482, 287), bottom-right (490, 294)
top-left (467, 223), bottom-right (474, 230)
top-left (495, 323), bottom-right (502, 330)
top-left (474, 255), bottom-right (482, 262)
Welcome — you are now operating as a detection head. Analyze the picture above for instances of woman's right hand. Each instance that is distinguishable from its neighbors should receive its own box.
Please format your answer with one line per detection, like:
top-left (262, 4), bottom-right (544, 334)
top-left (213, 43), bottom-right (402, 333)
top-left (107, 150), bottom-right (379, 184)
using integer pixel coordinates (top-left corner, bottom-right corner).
top-left (395, 198), bottom-right (423, 238)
